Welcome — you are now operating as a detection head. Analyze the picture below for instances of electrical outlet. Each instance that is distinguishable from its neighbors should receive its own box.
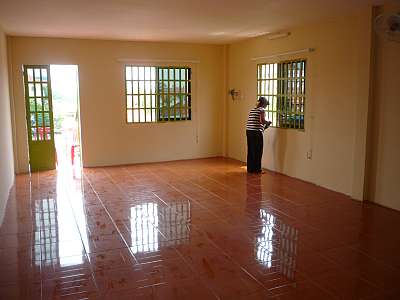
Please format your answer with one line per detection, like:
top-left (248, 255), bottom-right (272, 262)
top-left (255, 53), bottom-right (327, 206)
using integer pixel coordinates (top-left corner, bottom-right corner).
top-left (307, 150), bottom-right (312, 160)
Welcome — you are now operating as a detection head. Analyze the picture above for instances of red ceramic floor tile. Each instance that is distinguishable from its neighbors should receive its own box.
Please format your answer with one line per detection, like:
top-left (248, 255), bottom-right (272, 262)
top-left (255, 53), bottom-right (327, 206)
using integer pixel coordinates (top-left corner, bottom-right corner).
top-left (84, 234), bottom-right (127, 253)
top-left (198, 268), bottom-right (265, 299)
top-left (0, 282), bottom-right (41, 300)
top-left (41, 273), bottom-right (100, 300)
top-left (267, 280), bottom-right (336, 299)
top-left (88, 249), bottom-right (135, 270)
top-left (40, 254), bottom-right (91, 280)
top-left (2, 158), bottom-right (400, 300)
top-left (310, 270), bottom-right (380, 300)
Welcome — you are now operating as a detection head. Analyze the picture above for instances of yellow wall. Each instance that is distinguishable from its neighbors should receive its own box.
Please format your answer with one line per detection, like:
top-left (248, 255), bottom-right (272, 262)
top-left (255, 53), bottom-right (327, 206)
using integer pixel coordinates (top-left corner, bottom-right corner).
top-left (226, 8), bottom-right (373, 199)
top-left (0, 27), bottom-right (15, 225)
top-left (368, 3), bottom-right (400, 210)
top-left (8, 37), bottom-right (225, 172)
top-left (8, 6), bottom-right (398, 210)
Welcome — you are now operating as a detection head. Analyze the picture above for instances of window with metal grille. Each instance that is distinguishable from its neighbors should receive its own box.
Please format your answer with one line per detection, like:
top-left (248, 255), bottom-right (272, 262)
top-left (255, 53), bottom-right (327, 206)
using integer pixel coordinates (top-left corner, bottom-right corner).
top-left (125, 66), bottom-right (191, 123)
top-left (25, 67), bottom-right (52, 141)
top-left (257, 60), bottom-right (306, 129)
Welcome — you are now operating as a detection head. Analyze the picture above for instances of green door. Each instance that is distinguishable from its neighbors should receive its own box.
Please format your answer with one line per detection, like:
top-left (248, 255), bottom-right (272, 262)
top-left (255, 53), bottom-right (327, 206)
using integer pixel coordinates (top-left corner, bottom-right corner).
top-left (24, 65), bottom-right (56, 171)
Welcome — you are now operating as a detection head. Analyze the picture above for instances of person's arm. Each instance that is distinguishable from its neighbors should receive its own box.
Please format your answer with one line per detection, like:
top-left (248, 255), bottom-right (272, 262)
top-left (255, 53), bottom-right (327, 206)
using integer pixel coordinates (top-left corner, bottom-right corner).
top-left (259, 110), bottom-right (267, 125)
top-left (260, 109), bottom-right (272, 128)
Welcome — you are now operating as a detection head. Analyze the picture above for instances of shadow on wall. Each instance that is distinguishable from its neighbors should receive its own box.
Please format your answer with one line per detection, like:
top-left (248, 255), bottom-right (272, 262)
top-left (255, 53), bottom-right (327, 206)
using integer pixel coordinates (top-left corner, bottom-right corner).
top-left (267, 129), bottom-right (288, 173)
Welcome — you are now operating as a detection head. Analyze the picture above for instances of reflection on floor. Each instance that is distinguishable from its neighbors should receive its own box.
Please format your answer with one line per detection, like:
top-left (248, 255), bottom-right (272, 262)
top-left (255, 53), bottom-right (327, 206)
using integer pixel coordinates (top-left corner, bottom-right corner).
top-left (1, 157), bottom-right (400, 299)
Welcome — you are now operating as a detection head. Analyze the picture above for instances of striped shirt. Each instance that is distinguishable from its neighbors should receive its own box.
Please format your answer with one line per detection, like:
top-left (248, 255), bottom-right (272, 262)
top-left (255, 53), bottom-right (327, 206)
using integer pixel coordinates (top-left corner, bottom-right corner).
top-left (246, 107), bottom-right (265, 131)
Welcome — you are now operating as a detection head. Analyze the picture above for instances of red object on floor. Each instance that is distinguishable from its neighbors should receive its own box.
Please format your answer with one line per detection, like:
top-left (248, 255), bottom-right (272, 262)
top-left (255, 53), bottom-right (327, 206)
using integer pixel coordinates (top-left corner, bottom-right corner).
top-left (71, 145), bottom-right (75, 165)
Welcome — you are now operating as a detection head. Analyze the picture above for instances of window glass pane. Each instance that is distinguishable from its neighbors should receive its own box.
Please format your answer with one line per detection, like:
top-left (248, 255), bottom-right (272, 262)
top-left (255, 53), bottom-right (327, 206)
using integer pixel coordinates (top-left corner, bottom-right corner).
top-left (29, 84), bottom-right (35, 97)
top-left (30, 98), bottom-right (36, 112)
top-left (43, 98), bottom-right (49, 111)
top-left (145, 81), bottom-right (151, 94)
top-left (132, 67), bottom-right (138, 80)
top-left (27, 69), bottom-right (34, 82)
top-left (145, 109), bottom-right (152, 122)
top-left (127, 109), bottom-right (133, 123)
top-left (145, 67), bottom-right (151, 80)
top-left (126, 81), bottom-right (132, 94)
top-left (146, 95), bottom-right (151, 108)
top-left (133, 96), bottom-right (139, 108)
top-left (44, 112), bottom-right (50, 127)
top-left (133, 109), bottom-right (139, 122)
top-left (181, 95), bottom-right (186, 108)
top-left (41, 69), bottom-right (48, 82)
top-left (125, 67), bottom-right (132, 80)
top-left (31, 113), bottom-right (36, 127)
top-left (139, 109), bottom-right (145, 122)
top-left (37, 113), bottom-right (43, 126)
top-left (36, 98), bottom-right (42, 111)
top-left (175, 95), bottom-right (181, 108)
top-left (161, 81), bottom-right (168, 94)
top-left (132, 81), bottom-right (138, 94)
top-left (42, 84), bottom-right (48, 97)
top-left (139, 81), bottom-right (145, 94)
top-left (150, 68), bottom-right (156, 80)
top-left (31, 128), bottom-right (37, 141)
top-left (34, 69), bottom-right (41, 81)
top-left (139, 96), bottom-right (145, 108)
top-left (38, 127), bottom-right (44, 141)
top-left (181, 108), bottom-right (187, 119)
top-left (127, 95), bottom-right (133, 108)
top-left (45, 127), bottom-right (51, 140)
top-left (35, 84), bottom-right (42, 97)
top-left (139, 67), bottom-right (145, 80)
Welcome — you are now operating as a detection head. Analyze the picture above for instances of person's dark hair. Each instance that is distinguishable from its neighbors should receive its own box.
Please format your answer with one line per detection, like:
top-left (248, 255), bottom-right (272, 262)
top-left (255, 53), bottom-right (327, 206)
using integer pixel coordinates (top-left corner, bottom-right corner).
top-left (258, 97), bottom-right (269, 107)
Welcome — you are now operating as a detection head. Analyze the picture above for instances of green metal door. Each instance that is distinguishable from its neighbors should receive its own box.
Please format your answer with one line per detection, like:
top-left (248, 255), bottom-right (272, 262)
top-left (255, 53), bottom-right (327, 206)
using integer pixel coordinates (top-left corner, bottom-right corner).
top-left (24, 65), bottom-right (56, 171)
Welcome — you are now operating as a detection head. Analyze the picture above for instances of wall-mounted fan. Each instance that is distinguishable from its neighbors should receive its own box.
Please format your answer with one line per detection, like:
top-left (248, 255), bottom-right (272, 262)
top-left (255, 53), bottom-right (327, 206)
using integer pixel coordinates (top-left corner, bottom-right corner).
top-left (374, 12), bottom-right (400, 42)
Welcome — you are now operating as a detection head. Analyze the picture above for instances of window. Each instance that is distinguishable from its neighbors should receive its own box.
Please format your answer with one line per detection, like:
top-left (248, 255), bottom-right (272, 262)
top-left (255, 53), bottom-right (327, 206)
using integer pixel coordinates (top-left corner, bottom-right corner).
top-left (25, 67), bottom-right (52, 141)
top-left (125, 66), bottom-right (192, 123)
top-left (257, 60), bottom-right (306, 129)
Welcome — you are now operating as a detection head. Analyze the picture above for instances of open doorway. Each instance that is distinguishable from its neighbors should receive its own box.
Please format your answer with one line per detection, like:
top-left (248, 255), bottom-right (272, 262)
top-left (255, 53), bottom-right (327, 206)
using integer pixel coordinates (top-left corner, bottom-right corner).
top-left (50, 65), bottom-right (81, 175)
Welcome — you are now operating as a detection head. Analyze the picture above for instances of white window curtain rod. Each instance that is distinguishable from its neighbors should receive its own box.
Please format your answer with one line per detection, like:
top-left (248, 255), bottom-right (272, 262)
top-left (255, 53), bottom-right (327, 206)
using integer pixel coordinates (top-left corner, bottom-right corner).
top-left (117, 58), bottom-right (200, 64)
top-left (251, 48), bottom-right (315, 61)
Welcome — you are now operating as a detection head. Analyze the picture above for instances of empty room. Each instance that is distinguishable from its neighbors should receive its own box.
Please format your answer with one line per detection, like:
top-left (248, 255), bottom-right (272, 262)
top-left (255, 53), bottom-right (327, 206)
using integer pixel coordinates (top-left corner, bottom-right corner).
top-left (0, 0), bottom-right (400, 299)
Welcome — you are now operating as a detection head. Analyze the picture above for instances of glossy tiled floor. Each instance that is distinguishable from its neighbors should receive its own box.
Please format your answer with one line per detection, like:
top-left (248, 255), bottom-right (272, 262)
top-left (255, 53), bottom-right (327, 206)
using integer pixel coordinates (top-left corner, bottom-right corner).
top-left (1, 158), bottom-right (400, 299)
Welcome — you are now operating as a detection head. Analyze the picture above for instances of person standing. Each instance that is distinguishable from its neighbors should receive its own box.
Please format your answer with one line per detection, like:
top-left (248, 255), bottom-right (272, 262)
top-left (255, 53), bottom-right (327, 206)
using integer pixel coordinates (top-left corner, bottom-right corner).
top-left (246, 97), bottom-right (271, 173)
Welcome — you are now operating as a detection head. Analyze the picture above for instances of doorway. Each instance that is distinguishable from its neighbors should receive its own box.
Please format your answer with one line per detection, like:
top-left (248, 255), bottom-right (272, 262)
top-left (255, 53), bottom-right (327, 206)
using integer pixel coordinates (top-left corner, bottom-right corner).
top-left (50, 65), bottom-right (81, 173)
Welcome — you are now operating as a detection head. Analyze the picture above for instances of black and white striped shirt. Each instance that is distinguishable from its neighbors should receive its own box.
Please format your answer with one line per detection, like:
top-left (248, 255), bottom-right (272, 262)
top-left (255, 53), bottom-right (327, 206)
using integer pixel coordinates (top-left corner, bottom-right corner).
top-left (246, 107), bottom-right (265, 132)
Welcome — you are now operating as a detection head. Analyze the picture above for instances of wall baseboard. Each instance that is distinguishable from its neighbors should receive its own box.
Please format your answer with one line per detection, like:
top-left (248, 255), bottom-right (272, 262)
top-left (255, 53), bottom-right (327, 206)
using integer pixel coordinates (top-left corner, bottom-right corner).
top-left (0, 177), bottom-right (15, 228)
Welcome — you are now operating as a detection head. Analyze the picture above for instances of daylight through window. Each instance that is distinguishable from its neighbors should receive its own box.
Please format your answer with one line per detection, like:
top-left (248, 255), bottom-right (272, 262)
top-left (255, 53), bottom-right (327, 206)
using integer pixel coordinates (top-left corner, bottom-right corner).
top-left (125, 66), bottom-right (191, 123)
top-left (257, 60), bottom-right (306, 129)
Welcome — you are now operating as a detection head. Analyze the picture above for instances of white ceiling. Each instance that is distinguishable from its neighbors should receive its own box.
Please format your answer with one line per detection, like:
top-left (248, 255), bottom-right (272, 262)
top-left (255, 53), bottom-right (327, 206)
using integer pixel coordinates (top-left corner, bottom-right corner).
top-left (0, 0), bottom-right (382, 44)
